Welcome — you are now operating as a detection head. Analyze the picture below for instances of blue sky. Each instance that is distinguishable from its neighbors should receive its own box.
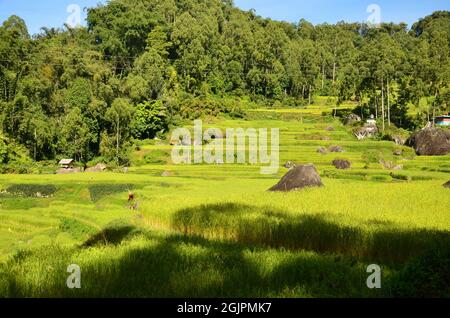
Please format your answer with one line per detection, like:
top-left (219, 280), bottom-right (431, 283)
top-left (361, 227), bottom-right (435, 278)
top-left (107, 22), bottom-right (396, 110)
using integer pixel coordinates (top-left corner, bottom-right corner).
top-left (234, 0), bottom-right (450, 26)
top-left (0, 0), bottom-right (449, 36)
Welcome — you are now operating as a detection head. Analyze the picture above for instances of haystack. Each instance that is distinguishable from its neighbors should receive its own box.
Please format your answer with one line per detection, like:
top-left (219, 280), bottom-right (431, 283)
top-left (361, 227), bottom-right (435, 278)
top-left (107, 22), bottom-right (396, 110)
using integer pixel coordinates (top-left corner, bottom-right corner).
top-left (269, 164), bottom-right (323, 192)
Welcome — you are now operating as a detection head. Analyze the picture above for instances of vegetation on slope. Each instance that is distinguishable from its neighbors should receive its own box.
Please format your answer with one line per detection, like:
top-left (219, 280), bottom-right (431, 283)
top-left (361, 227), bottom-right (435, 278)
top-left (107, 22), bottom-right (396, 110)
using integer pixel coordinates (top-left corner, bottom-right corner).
top-left (0, 1), bottom-right (449, 166)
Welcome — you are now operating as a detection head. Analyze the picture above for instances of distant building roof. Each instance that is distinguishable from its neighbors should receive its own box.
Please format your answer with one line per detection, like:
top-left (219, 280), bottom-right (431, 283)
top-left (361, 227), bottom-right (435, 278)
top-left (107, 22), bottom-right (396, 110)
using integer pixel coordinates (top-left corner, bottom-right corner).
top-left (59, 159), bottom-right (74, 165)
top-left (436, 115), bottom-right (450, 119)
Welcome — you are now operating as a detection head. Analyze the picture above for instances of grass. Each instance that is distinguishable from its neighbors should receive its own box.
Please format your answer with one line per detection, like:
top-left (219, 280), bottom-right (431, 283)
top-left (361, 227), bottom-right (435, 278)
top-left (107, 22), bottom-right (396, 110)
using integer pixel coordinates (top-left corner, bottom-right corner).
top-left (0, 103), bottom-right (449, 298)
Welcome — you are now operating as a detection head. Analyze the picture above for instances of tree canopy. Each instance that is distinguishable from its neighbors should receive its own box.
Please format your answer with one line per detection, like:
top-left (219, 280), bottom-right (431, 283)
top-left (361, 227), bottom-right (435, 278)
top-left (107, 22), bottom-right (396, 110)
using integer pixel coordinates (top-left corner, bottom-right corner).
top-left (0, 0), bottom-right (449, 165)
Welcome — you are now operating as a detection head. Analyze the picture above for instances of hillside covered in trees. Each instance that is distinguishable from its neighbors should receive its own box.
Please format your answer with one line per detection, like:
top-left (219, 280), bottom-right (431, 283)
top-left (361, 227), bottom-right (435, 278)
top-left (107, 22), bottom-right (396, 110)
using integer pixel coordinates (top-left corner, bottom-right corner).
top-left (0, 0), bottom-right (449, 168)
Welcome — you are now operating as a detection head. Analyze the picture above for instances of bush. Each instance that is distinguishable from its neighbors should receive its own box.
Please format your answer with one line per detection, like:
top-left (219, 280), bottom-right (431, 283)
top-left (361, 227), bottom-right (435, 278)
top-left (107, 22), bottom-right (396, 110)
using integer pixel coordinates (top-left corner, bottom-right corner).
top-left (176, 97), bottom-right (245, 120)
top-left (379, 126), bottom-right (410, 145)
top-left (132, 100), bottom-right (169, 139)
top-left (361, 150), bottom-right (385, 164)
top-left (389, 243), bottom-right (450, 297)
top-left (0, 133), bottom-right (33, 173)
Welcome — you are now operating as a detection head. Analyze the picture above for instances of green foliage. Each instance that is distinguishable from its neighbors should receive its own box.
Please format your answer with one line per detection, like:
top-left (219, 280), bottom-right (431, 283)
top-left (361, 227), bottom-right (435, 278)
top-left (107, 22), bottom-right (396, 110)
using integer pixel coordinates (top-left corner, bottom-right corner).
top-left (0, 1), bottom-right (449, 164)
top-left (59, 107), bottom-right (94, 163)
top-left (379, 126), bottom-right (411, 144)
top-left (132, 100), bottom-right (168, 139)
top-left (176, 97), bottom-right (245, 119)
top-left (0, 133), bottom-right (33, 173)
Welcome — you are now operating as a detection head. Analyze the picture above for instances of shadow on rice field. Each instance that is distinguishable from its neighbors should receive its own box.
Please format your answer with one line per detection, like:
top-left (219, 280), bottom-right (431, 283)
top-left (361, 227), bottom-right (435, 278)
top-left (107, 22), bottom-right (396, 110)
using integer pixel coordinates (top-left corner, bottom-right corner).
top-left (172, 203), bottom-right (450, 264)
top-left (0, 228), bottom-right (381, 298)
top-left (2, 223), bottom-right (448, 298)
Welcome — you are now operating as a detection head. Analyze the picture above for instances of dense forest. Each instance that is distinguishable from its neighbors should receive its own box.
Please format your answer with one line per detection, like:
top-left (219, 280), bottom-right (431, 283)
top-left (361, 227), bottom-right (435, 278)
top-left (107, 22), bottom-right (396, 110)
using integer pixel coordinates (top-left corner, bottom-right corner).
top-left (0, 0), bottom-right (449, 168)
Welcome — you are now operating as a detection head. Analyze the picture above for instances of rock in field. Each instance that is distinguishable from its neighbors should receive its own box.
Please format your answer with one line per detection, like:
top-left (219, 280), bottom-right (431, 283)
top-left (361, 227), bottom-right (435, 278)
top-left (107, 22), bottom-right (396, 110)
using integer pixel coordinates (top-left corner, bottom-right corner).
top-left (407, 128), bottom-right (450, 156)
top-left (443, 181), bottom-right (450, 189)
top-left (328, 145), bottom-right (344, 153)
top-left (85, 163), bottom-right (107, 173)
top-left (269, 164), bottom-right (323, 192)
top-left (332, 159), bottom-right (351, 170)
top-left (354, 124), bottom-right (378, 139)
top-left (317, 147), bottom-right (328, 154)
top-left (161, 170), bottom-right (173, 177)
top-left (284, 161), bottom-right (296, 169)
top-left (343, 114), bottom-right (361, 126)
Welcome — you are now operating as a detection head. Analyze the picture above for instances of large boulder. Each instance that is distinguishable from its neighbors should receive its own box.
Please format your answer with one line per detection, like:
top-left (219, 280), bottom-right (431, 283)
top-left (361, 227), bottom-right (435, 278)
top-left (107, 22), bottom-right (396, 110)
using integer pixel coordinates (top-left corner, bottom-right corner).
top-left (161, 170), bottom-right (173, 177)
top-left (85, 163), bottom-right (107, 173)
top-left (393, 149), bottom-right (403, 156)
top-left (284, 161), bottom-right (296, 169)
top-left (328, 145), bottom-right (344, 153)
top-left (343, 114), bottom-right (361, 126)
top-left (269, 164), bottom-right (323, 192)
top-left (354, 124), bottom-right (379, 140)
top-left (407, 128), bottom-right (450, 156)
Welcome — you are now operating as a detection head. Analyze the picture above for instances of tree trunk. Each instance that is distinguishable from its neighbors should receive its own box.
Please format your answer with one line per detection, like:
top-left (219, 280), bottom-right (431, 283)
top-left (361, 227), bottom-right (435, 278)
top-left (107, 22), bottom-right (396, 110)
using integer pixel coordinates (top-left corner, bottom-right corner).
top-left (332, 62), bottom-right (336, 84)
top-left (360, 93), bottom-right (364, 120)
top-left (34, 128), bottom-right (37, 161)
top-left (116, 120), bottom-right (120, 160)
top-left (375, 92), bottom-right (378, 119)
top-left (433, 108), bottom-right (436, 126)
top-left (433, 88), bottom-right (438, 125)
top-left (321, 64), bottom-right (325, 89)
top-left (387, 78), bottom-right (391, 127)
top-left (381, 79), bottom-right (385, 131)
top-left (308, 85), bottom-right (311, 105)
